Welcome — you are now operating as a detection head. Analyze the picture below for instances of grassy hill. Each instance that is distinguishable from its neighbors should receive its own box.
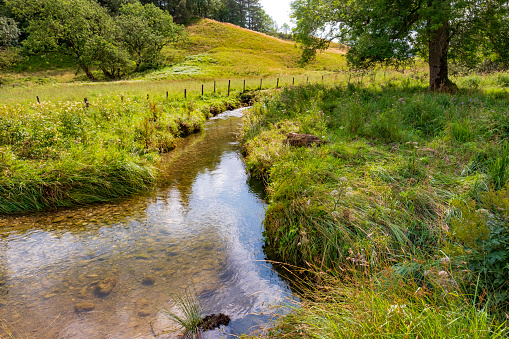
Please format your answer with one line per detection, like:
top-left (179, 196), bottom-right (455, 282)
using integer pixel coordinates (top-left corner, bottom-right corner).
top-left (159, 19), bottom-right (346, 79)
top-left (1, 19), bottom-right (346, 87)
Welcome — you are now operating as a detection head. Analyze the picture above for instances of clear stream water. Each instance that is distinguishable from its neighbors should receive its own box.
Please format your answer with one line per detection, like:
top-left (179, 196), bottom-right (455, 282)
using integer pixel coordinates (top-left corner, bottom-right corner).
top-left (0, 108), bottom-right (295, 338)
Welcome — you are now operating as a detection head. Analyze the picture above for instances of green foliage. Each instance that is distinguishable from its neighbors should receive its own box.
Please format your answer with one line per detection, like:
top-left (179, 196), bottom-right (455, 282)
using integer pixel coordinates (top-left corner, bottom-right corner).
top-left (450, 187), bottom-right (509, 309)
top-left (0, 45), bottom-right (19, 72)
top-left (0, 16), bottom-right (20, 73)
top-left (488, 141), bottom-right (509, 191)
top-left (495, 73), bottom-right (509, 87)
top-left (5, 0), bottom-right (186, 79)
top-left (272, 275), bottom-right (508, 338)
top-left (0, 92), bottom-right (240, 213)
top-left (237, 78), bottom-right (509, 337)
top-left (241, 80), bottom-right (509, 318)
top-left (116, 2), bottom-right (185, 72)
top-left (7, 0), bottom-right (123, 80)
top-left (0, 16), bottom-right (19, 46)
top-left (291, 0), bottom-right (509, 89)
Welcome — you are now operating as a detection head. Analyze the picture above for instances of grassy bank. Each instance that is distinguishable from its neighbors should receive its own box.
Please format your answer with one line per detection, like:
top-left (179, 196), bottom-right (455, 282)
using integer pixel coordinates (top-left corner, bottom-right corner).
top-left (241, 75), bottom-right (509, 336)
top-left (0, 93), bottom-right (240, 214)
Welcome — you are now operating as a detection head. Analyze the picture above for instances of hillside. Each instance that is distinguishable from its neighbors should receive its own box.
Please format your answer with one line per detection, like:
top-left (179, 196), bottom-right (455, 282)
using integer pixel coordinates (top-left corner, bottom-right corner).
top-left (1, 19), bottom-right (346, 86)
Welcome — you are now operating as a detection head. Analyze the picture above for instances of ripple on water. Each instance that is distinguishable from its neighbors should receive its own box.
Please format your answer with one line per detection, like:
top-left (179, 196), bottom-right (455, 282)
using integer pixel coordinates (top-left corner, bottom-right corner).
top-left (0, 108), bottom-right (296, 338)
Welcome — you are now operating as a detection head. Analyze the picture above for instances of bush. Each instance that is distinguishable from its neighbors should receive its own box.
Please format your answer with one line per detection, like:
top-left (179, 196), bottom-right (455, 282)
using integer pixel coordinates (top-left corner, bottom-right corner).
top-left (449, 186), bottom-right (509, 310)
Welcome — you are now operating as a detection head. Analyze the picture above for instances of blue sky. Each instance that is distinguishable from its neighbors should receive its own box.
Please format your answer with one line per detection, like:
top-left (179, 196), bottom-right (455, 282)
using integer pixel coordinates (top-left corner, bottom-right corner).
top-left (259, 0), bottom-right (293, 27)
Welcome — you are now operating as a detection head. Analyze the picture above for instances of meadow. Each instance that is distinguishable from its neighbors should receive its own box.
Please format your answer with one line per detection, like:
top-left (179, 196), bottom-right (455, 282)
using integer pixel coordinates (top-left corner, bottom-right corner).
top-left (0, 94), bottom-right (241, 213)
top-left (0, 18), bottom-right (348, 214)
top-left (241, 72), bottom-right (509, 337)
top-left (1, 16), bottom-right (509, 337)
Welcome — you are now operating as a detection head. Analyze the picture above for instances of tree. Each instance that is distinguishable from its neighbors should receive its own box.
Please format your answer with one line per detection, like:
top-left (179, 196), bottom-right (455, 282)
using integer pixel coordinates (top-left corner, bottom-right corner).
top-left (0, 16), bottom-right (21, 75)
top-left (95, 0), bottom-right (138, 13)
top-left (116, 3), bottom-right (185, 72)
top-left (6, 0), bottom-right (128, 81)
top-left (292, 0), bottom-right (509, 92)
top-left (0, 16), bottom-right (19, 46)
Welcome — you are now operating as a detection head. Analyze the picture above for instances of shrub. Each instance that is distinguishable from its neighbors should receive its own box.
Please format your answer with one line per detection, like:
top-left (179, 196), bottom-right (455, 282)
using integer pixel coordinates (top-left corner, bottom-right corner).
top-left (449, 185), bottom-right (509, 310)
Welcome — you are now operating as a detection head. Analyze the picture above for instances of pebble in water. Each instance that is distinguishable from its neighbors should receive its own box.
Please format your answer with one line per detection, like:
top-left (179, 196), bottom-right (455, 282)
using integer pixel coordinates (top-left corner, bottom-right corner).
top-left (136, 298), bottom-right (150, 317)
top-left (94, 276), bottom-right (116, 297)
top-left (142, 276), bottom-right (156, 286)
top-left (74, 302), bottom-right (95, 312)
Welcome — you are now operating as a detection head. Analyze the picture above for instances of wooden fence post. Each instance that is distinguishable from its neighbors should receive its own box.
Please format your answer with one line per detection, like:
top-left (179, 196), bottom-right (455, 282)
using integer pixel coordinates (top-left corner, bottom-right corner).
top-left (293, 77), bottom-right (295, 86)
top-left (277, 78), bottom-right (279, 88)
top-left (184, 89), bottom-right (187, 99)
top-left (227, 80), bottom-right (231, 96)
top-left (202, 84), bottom-right (204, 96)
top-left (214, 81), bottom-right (216, 93)
top-left (36, 96), bottom-right (40, 104)
top-left (166, 91), bottom-right (168, 98)
top-left (243, 80), bottom-right (246, 92)
top-left (260, 79), bottom-right (263, 90)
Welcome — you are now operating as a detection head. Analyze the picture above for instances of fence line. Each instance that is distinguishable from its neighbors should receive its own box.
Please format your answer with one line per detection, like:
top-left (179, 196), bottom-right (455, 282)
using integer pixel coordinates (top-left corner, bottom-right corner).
top-left (32, 71), bottom-right (385, 104)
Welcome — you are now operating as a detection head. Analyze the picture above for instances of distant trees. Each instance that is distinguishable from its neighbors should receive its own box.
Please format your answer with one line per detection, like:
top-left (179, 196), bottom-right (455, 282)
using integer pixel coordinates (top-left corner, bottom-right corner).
top-left (6, 0), bottom-right (184, 80)
top-left (1, 0), bottom-right (279, 79)
top-left (138, 0), bottom-right (277, 33)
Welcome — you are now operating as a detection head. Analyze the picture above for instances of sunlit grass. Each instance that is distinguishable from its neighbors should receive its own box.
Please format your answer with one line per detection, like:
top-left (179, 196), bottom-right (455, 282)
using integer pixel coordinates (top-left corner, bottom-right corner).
top-left (240, 75), bottom-right (509, 336)
top-left (271, 273), bottom-right (508, 338)
top-left (0, 93), bottom-right (240, 213)
top-left (163, 291), bottom-right (204, 338)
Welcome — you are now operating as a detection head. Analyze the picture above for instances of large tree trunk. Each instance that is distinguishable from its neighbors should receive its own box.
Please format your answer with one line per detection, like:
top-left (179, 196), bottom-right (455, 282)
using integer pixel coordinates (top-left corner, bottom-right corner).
top-left (82, 64), bottom-right (96, 82)
top-left (428, 22), bottom-right (457, 93)
top-left (100, 67), bottom-right (116, 80)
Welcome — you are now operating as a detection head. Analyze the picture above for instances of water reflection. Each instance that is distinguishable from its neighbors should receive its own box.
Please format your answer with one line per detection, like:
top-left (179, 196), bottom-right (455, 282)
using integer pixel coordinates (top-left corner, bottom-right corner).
top-left (0, 108), bottom-right (294, 338)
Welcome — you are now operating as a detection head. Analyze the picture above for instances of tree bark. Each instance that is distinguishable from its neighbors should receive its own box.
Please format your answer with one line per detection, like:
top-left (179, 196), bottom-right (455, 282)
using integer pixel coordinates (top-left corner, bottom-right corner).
top-left (100, 67), bottom-right (116, 80)
top-left (428, 22), bottom-right (457, 92)
top-left (82, 64), bottom-right (96, 82)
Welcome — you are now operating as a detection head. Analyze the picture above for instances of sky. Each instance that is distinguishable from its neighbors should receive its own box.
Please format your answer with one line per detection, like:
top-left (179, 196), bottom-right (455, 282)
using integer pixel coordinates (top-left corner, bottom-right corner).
top-left (259, 0), bottom-right (293, 27)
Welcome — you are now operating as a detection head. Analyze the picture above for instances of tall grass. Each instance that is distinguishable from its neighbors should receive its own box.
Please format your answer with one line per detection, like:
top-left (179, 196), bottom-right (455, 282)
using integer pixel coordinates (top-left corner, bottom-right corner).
top-left (240, 75), bottom-right (509, 335)
top-left (0, 94), bottom-right (240, 213)
top-left (273, 274), bottom-right (508, 338)
top-left (164, 291), bottom-right (204, 338)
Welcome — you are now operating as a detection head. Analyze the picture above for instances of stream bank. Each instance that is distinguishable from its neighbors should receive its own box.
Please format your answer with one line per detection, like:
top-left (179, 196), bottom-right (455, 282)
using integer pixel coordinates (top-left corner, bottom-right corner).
top-left (0, 106), bottom-right (295, 338)
top-left (0, 91), bottom-right (257, 214)
top-left (240, 83), bottom-right (509, 337)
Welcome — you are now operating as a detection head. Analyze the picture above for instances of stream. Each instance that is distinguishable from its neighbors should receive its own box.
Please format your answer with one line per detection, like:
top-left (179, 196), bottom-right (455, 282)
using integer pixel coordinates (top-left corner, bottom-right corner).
top-left (0, 107), bottom-right (295, 338)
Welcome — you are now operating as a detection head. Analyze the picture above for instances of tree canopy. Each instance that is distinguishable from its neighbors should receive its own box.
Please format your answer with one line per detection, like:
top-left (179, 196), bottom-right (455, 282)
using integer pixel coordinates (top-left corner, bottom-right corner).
top-left (6, 0), bottom-right (184, 80)
top-left (117, 2), bottom-right (185, 72)
top-left (292, 0), bottom-right (509, 91)
top-left (0, 16), bottom-right (19, 46)
top-left (0, 16), bottom-right (20, 73)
